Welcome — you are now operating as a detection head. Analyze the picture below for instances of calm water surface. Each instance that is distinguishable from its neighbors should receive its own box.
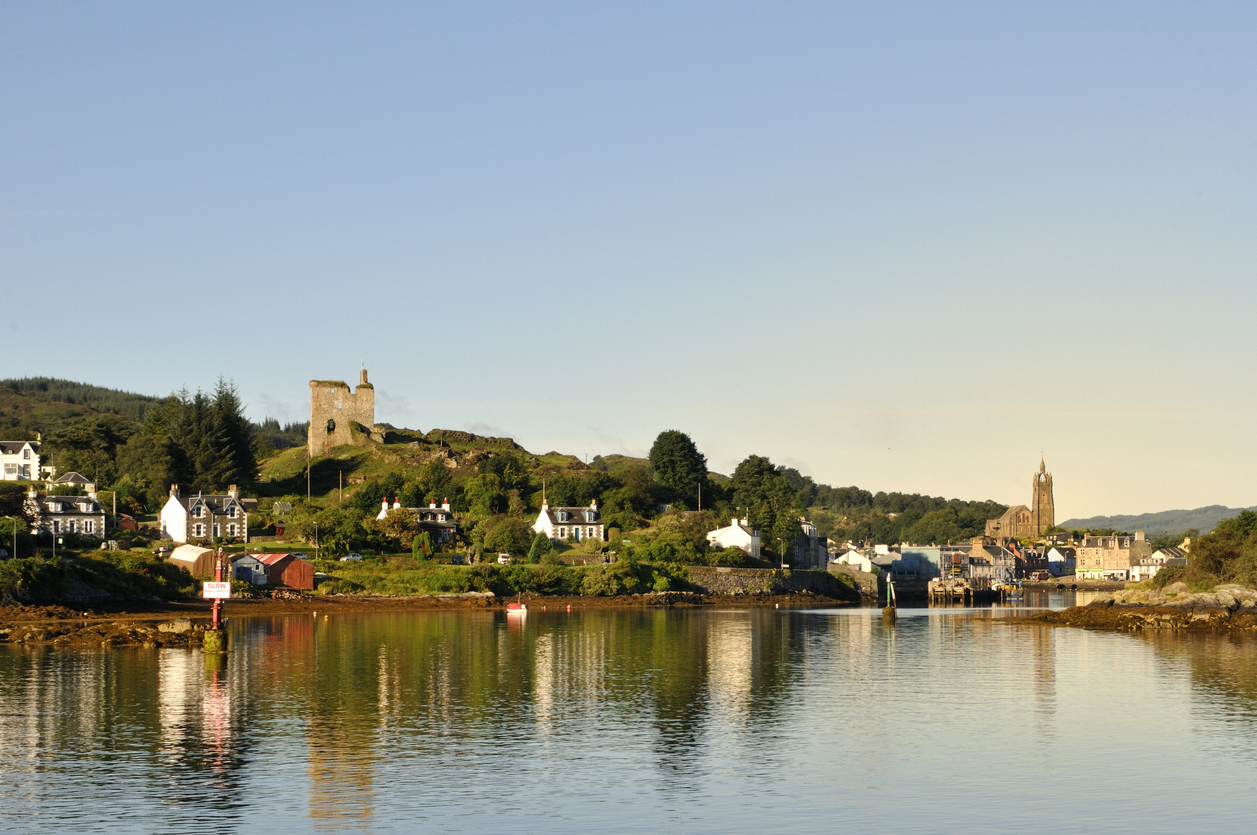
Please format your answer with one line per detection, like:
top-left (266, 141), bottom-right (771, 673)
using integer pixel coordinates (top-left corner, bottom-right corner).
top-left (3, 592), bottom-right (1257, 834)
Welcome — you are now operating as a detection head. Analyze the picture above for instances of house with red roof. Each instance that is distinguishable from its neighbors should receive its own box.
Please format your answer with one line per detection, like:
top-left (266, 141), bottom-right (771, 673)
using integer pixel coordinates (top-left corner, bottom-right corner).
top-left (254, 552), bottom-right (314, 590)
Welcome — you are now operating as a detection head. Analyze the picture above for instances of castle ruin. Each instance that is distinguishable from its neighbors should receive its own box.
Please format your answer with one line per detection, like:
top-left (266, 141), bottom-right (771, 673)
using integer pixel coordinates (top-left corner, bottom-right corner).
top-left (308, 369), bottom-right (376, 457)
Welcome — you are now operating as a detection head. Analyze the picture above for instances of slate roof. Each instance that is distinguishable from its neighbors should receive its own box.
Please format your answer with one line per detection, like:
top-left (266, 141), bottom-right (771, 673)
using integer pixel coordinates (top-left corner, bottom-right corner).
top-left (0, 440), bottom-right (40, 454)
top-left (38, 495), bottom-right (103, 515)
top-left (170, 493), bottom-right (246, 514)
top-left (54, 472), bottom-right (93, 485)
top-left (543, 506), bottom-right (602, 525)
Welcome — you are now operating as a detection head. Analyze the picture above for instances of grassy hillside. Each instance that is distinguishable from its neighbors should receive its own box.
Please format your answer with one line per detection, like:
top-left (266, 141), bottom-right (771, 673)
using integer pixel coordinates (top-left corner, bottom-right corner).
top-left (0, 377), bottom-right (159, 423)
top-left (1060, 505), bottom-right (1257, 537)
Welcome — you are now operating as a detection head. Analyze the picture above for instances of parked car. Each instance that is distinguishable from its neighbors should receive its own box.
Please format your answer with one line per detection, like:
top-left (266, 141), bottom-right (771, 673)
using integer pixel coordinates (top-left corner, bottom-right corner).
top-left (339, 553), bottom-right (363, 562)
top-left (497, 554), bottom-right (512, 565)
top-left (451, 555), bottom-right (465, 565)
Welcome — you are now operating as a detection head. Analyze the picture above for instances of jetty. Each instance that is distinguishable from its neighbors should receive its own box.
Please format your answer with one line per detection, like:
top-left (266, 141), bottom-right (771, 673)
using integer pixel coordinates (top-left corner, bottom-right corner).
top-left (927, 578), bottom-right (1002, 605)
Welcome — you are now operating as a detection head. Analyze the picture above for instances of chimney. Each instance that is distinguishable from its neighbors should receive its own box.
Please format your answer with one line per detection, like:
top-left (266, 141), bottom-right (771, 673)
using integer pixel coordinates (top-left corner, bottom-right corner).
top-left (442, 498), bottom-right (450, 511)
top-left (429, 500), bottom-right (437, 509)
top-left (382, 498), bottom-right (389, 512)
top-left (228, 484), bottom-right (239, 499)
top-left (170, 484), bottom-right (180, 498)
top-left (393, 497), bottom-right (401, 510)
top-left (590, 499), bottom-right (598, 510)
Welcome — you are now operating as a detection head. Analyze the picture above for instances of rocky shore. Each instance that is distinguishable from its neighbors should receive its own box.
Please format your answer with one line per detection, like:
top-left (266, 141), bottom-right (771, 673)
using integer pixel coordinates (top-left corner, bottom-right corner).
top-left (1024, 582), bottom-right (1257, 632)
top-left (0, 590), bottom-right (855, 648)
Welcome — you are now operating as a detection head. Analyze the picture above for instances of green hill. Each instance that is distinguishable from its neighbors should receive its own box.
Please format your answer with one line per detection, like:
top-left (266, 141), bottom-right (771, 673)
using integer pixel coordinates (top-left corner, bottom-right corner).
top-left (0, 377), bottom-right (159, 423)
top-left (1060, 505), bottom-right (1257, 537)
top-left (2, 378), bottom-right (1008, 553)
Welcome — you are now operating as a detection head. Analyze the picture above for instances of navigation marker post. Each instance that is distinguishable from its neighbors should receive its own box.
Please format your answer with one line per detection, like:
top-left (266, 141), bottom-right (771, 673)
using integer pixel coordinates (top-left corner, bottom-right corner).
top-left (202, 548), bottom-right (230, 654)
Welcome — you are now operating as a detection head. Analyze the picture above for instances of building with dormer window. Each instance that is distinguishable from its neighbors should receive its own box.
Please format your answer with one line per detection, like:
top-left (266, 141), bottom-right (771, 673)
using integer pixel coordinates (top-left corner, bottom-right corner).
top-left (533, 500), bottom-right (604, 543)
top-left (160, 483), bottom-right (251, 543)
top-left (375, 497), bottom-right (459, 548)
top-left (25, 488), bottom-right (107, 538)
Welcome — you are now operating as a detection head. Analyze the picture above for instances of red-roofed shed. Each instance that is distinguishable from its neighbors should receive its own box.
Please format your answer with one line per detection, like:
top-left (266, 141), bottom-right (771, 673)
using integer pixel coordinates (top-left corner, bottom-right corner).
top-left (255, 552), bottom-right (314, 591)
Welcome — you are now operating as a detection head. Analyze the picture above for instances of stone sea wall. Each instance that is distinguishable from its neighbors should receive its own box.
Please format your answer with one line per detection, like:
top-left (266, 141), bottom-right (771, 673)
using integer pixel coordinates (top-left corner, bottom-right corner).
top-left (684, 567), bottom-right (859, 601)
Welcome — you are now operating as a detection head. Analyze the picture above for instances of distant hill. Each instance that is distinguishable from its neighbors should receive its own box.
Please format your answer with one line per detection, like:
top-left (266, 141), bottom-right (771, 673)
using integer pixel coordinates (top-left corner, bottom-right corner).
top-left (1061, 505), bottom-right (1257, 537)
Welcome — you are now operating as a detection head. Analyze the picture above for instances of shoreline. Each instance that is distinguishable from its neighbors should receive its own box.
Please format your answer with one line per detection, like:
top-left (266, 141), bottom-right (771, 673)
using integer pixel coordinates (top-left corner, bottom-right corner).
top-left (1014, 582), bottom-right (1257, 633)
top-left (0, 591), bottom-right (861, 647)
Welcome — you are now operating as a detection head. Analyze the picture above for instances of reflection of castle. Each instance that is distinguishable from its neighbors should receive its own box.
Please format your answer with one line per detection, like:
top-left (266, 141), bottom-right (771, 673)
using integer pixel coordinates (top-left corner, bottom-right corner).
top-left (307, 368), bottom-right (376, 457)
top-left (985, 459), bottom-right (1055, 540)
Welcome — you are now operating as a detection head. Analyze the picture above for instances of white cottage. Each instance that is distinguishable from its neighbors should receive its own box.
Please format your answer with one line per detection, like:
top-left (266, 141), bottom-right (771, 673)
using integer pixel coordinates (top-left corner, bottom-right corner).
top-left (533, 501), bottom-right (604, 543)
top-left (706, 518), bottom-right (761, 560)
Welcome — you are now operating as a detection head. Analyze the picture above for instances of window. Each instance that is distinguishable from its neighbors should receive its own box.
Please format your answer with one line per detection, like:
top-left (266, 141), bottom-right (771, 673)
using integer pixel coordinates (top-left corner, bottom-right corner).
top-left (587, 527), bottom-right (594, 539)
top-left (228, 523), bottom-right (237, 537)
top-left (53, 520), bottom-right (60, 533)
top-left (556, 510), bottom-right (568, 522)
top-left (85, 521), bottom-right (94, 534)
top-left (214, 524), bottom-right (220, 538)
top-left (194, 523), bottom-right (204, 538)
top-left (584, 511), bottom-right (595, 522)
top-left (3, 464), bottom-right (14, 475)
top-left (192, 505), bottom-right (202, 519)
top-left (228, 506), bottom-right (237, 519)
top-left (559, 527), bottom-right (567, 538)
top-left (23, 449), bottom-right (29, 459)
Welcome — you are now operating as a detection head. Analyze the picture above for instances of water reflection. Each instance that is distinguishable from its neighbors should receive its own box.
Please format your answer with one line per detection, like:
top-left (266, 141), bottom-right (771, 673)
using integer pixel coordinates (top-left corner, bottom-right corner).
top-left (3, 607), bottom-right (1257, 833)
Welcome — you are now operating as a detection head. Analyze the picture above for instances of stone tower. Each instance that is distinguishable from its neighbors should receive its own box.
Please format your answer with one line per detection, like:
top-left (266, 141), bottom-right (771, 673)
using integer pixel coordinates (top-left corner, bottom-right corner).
top-left (1031, 458), bottom-right (1054, 535)
top-left (307, 368), bottom-right (375, 458)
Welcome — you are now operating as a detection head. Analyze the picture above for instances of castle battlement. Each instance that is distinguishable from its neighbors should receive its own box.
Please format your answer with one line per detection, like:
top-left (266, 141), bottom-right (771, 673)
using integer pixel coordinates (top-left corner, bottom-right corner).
top-left (308, 368), bottom-right (376, 457)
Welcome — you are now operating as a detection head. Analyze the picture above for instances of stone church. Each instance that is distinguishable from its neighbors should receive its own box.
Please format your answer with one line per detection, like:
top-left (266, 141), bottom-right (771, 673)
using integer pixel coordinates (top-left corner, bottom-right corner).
top-left (985, 459), bottom-right (1055, 541)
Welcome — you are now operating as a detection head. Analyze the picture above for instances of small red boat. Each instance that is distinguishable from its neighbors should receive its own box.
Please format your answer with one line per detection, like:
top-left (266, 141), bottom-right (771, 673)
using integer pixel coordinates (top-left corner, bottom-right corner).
top-left (506, 601), bottom-right (528, 614)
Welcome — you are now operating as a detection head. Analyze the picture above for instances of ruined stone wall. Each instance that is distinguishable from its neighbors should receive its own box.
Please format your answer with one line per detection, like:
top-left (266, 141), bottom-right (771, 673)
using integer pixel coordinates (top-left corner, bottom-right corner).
top-left (308, 369), bottom-right (376, 457)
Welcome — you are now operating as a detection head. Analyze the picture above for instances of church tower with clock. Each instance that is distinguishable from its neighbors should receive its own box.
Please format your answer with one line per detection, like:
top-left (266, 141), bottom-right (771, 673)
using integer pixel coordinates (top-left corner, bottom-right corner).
top-left (1030, 458), bottom-right (1054, 534)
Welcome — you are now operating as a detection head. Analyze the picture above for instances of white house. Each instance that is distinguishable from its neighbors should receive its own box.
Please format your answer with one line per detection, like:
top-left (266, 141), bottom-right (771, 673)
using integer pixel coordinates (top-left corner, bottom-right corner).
top-left (1046, 546), bottom-right (1076, 576)
top-left (1, 440), bottom-right (41, 481)
top-left (160, 484), bottom-right (250, 543)
top-left (533, 501), bottom-right (604, 543)
top-left (831, 549), bottom-right (877, 574)
top-left (707, 517), bottom-right (761, 560)
top-left (1129, 546), bottom-right (1188, 582)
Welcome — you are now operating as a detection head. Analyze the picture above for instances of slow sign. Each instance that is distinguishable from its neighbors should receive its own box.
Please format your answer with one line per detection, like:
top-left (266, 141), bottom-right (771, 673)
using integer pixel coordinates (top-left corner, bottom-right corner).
top-left (202, 581), bottom-right (232, 599)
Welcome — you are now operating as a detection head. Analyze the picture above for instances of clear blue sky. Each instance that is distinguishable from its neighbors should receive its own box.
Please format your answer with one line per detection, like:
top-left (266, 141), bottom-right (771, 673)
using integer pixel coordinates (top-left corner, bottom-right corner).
top-left (3, 2), bottom-right (1255, 519)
